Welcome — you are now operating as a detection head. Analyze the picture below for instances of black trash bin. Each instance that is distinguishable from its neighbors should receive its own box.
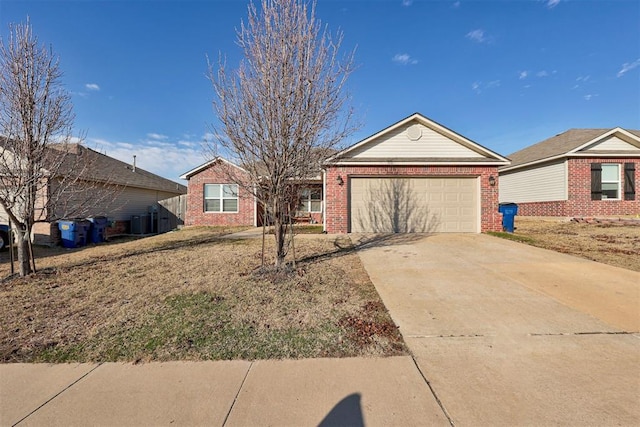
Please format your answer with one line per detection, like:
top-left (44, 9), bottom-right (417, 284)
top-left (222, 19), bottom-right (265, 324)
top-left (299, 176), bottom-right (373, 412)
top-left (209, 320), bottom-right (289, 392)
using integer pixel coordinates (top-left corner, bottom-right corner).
top-left (87, 216), bottom-right (108, 243)
top-left (498, 203), bottom-right (518, 233)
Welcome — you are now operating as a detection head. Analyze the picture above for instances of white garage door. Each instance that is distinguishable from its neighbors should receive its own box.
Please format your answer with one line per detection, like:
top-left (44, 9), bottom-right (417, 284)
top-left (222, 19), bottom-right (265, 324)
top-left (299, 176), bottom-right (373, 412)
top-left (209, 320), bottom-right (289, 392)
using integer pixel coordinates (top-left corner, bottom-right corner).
top-left (350, 177), bottom-right (478, 233)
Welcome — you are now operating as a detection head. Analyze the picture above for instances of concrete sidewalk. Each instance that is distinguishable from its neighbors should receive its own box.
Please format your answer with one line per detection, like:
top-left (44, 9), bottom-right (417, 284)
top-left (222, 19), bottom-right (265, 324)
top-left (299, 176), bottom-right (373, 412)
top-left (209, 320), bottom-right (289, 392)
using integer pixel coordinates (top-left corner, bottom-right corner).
top-left (1, 356), bottom-right (449, 427)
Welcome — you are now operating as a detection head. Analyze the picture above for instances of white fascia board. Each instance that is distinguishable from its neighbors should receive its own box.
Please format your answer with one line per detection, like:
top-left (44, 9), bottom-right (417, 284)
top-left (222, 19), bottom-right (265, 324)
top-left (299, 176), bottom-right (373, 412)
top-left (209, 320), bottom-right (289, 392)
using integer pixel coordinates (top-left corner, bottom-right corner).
top-left (499, 154), bottom-right (568, 172)
top-left (332, 160), bottom-right (511, 166)
top-left (326, 112), bottom-right (510, 164)
top-left (179, 156), bottom-right (247, 180)
top-left (570, 127), bottom-right (640, 153)
top-left (326, 114), bottom-right (421, 162)
top-left (414, 116), bottom-right (511, 163)
top-left (568, 152), bottom-right (640, 158)
top-left (499, 149), bottom-right (640, 173)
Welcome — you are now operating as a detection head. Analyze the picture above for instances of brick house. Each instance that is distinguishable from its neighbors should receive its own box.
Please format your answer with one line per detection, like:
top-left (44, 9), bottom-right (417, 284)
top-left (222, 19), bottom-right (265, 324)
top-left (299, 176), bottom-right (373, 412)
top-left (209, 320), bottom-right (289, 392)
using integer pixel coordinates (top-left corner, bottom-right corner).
top-left (180, 157), bottom-right (257, 227)
top-left (499, 128), bottom-right (639, 217)
top-left (323, 113), bottom-right (509, 233)
top-left (181, 113), bottom-right (509, 233)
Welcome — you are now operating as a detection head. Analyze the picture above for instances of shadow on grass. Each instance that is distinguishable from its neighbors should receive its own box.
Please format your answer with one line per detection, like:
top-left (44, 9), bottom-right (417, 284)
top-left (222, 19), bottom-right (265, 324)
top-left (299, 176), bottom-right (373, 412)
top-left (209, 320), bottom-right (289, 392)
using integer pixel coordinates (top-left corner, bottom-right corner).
top-left (297, 233), bottom-right (434, 266)
top-left (0, 230), bottom-right (245, 279)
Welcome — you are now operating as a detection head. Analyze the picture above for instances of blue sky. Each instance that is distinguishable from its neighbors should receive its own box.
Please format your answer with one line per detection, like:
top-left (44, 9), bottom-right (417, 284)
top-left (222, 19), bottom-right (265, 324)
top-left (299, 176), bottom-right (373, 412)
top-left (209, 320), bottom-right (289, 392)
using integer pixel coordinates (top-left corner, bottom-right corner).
top-left (1, 0), bottom-right (639, 183)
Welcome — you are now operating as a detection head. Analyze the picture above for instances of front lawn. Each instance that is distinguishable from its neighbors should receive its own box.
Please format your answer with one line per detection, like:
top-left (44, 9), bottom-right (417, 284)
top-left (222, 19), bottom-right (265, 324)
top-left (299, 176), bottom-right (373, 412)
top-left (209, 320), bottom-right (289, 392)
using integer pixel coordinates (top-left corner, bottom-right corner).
top-left (488, 217), bottom-right (640, 272)
top-left (0, 227), bottom-right (406, 362)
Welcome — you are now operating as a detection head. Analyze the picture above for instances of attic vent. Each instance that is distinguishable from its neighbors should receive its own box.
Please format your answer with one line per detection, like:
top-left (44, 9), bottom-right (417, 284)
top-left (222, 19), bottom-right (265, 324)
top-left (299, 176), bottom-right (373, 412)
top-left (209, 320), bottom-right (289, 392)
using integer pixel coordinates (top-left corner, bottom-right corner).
top-left (406, 124), bottom-right (422, 141)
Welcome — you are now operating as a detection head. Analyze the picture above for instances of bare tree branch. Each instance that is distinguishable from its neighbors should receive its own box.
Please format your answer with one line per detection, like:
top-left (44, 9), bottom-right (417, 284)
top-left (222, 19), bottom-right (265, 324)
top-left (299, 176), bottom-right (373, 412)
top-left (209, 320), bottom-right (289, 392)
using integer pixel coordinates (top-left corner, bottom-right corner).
top-left (0, 18), bottom-right (119, 276)
top-left (207, 0), bottom-right (359, 268)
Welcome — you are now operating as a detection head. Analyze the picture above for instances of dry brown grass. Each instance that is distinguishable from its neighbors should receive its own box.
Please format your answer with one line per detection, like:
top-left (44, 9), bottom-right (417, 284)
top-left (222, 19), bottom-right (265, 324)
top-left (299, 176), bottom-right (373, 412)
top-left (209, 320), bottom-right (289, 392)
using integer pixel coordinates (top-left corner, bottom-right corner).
top-left (494, 217), bottom-right (640, 272)
top-left (0, 227), bottom-right (406, 362)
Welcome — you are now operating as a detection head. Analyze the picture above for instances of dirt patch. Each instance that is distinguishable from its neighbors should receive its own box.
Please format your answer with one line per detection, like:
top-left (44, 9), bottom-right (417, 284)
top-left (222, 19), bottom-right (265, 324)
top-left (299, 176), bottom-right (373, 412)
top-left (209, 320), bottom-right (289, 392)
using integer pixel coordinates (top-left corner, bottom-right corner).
top-left (503, 217), bottom-right (640, 272)
top-left (0, 227), bottom-right (406, 362)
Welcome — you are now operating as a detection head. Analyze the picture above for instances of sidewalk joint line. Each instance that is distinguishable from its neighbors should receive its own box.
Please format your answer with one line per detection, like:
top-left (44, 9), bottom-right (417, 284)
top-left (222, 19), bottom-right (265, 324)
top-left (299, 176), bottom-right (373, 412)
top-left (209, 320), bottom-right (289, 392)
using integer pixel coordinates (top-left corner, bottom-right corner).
top-left (407, 334), bottom-right (487, 338)
top-left (12, 362), bottom-right (104, 427)
top-left (410, 356), bottom-right (455, 427)
top-left (529, 331), bottom-right (638, 336)
top-left (222, 361), bottom-right (253, 427)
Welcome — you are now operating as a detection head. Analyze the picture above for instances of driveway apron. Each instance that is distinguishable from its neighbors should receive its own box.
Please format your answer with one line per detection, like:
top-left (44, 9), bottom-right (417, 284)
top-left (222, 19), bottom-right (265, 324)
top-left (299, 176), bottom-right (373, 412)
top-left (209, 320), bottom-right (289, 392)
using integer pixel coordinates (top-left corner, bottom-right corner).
top-left (356, 233), bottom-right (640, 426)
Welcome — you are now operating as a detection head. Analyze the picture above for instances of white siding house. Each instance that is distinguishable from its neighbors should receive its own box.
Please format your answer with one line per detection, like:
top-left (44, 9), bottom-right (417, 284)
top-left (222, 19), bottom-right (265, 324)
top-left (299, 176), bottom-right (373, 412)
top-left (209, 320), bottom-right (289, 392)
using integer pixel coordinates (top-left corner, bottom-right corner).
top-left (499, 161), bottom-right (567, 203)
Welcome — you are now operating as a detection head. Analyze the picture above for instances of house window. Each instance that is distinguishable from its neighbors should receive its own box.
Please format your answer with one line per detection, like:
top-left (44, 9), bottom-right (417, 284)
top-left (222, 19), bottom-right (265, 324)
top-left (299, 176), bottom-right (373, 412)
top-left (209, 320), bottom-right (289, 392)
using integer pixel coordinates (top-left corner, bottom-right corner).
top-left (601, 164), bottom-right (620, 199)
top-left (204, 184), bottom-right (238, 212)
top-left (298, 188), bottom-right (322, 213)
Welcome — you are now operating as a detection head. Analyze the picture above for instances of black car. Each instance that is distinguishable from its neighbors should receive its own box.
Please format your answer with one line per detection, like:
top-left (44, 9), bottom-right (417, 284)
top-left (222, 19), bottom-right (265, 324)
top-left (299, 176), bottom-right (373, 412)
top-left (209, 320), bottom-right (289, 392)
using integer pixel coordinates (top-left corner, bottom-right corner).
top-left (0, 224), bottom-right (10, 250)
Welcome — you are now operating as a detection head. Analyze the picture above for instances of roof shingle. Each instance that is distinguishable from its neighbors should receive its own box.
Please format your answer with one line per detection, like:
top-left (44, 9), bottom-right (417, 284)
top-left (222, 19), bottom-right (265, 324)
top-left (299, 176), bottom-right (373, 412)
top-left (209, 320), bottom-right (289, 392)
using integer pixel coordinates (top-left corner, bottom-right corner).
top-left (504, 128), bottom-right (640, 169)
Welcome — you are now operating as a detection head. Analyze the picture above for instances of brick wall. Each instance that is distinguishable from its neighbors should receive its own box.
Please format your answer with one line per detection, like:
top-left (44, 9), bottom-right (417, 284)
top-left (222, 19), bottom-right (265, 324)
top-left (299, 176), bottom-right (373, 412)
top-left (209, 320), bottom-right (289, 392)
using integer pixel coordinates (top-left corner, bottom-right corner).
top-left (324, 165), bottom-right (501, 233)
top-left (185, 161), bottom-right (255, 227)
top-left (107, 220), bottom-right (130, 236)
top-left (516, 158), bottom-right (639, 217)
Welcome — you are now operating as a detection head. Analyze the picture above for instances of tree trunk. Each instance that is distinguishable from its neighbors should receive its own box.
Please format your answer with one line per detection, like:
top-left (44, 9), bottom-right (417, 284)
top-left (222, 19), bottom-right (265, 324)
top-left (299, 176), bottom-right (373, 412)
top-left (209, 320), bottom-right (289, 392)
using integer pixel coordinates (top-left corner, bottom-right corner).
top-left (270, 196), bottom-right (285, 268)
top-left (15, 228), bottom-right (32, 276)
top-left (274, 217), bottom-right (287, 268)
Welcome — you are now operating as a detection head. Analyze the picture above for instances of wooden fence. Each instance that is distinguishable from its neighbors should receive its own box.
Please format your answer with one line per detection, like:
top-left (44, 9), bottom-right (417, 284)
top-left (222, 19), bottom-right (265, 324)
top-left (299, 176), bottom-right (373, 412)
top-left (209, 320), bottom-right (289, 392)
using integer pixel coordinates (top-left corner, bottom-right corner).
top-left (158, 194), bottom-right (186, 233)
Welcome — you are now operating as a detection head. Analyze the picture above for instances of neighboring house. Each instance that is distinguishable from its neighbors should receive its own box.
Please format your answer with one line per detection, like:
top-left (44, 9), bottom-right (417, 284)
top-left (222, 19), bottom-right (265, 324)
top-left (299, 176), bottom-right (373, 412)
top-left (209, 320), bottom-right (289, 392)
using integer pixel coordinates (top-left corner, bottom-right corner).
top-left (180, 157), bottom-right (323, 227)
top-left (0, 143), bottom-right (187, 243)
top-left (499, 128), bottom-right (639, 217)
top-left (180, 158), bottom-right (257, 227)
top-left (182, 113), bottom-right (510, 234)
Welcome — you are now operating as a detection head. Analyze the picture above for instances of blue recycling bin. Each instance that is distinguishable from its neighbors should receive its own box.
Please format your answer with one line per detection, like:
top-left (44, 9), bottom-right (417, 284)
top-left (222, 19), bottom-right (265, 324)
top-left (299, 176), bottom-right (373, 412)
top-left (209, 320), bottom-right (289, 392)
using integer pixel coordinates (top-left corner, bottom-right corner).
top-left (87, 216), bottom-right (108, 243)
top-left (498, 203), bottom-right (518, 233)
top-left (58, 219), bottom-right (90, 248)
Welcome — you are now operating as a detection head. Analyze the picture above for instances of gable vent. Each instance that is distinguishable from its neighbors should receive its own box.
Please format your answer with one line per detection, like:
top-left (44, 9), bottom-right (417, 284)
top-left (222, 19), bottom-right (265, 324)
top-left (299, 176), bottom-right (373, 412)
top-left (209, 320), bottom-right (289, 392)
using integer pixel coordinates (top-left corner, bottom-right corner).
top-left (406, 124), bottom-right (422, 141)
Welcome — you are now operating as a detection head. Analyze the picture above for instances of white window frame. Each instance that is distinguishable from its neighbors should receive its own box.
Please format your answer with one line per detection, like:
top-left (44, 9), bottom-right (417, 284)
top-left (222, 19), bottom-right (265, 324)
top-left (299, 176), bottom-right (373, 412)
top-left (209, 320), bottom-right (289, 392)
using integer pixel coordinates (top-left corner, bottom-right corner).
top-left (298, 187), bottom-right (322, 213)
top-left (601, 164), bottom-right (621, 200)
top-left (204, 184), bottom-right (239, 213)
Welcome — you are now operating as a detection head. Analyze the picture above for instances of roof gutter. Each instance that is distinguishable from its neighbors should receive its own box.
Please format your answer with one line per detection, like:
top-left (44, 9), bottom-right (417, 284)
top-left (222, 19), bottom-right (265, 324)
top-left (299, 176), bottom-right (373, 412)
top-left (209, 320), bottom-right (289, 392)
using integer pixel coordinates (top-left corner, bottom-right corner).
top-left (331, 160), bottom-right (511, 166)
top-left (500, 152), bottom-right (640, 173)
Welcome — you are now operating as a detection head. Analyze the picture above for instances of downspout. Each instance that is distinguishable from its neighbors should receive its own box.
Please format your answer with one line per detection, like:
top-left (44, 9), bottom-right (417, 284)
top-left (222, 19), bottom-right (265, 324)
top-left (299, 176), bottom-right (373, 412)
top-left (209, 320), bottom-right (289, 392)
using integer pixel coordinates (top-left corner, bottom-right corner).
top-left (253, 184), bottom-right (257, 227)
top-left (322, 169), bottom-right (327, 232)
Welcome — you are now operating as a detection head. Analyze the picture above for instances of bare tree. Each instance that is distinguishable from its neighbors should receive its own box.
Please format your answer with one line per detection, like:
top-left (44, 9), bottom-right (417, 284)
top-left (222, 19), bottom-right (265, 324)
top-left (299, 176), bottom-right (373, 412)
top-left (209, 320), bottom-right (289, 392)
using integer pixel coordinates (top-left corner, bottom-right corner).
top-left (0, 19), bottom-right (109, 276)
top-left (209, 0), bottom-right (358, 269)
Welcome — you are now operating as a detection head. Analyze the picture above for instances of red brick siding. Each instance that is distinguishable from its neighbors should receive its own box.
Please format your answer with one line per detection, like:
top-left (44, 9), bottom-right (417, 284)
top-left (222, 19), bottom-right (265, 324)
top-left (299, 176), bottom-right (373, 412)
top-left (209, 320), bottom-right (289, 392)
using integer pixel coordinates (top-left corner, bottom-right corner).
top-left (106, 220), bottom-right (130, 236)
top-left (185, 162), bottom-right (255, 227)
top-left (516, 158), bottom-right (640, 217)
top-left (515, 201), bottom-right (567, 217)
top-left (325, 165), bottom-right (501, 233)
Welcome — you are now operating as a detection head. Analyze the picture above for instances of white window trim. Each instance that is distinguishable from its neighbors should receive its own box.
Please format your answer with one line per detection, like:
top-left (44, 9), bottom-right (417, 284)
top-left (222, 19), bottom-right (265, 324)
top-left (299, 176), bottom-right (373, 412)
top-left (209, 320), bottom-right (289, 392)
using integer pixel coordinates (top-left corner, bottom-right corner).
top-left (298, 187), bottom-right (323, 213)
top-left (601, 164), bottom-right (621, 201)
top-left (204, 184), bottom-right (239, 213)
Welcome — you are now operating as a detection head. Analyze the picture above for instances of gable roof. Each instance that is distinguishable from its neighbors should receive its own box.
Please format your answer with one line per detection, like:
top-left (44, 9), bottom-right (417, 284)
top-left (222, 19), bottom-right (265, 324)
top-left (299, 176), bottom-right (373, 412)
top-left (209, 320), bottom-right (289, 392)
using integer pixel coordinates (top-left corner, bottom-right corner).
top-left (180, 156), bottom-right (248, 180)
top-left (0, 138), bottom-right (186, 194)
top-left (501, 127), bottom-right (640, 172)
top-left (181, 151), bottom-right (332, 181)
top-left (54, 144), bottom-right (187, 194)
top-left (326, 112), bottom-right (510, 166)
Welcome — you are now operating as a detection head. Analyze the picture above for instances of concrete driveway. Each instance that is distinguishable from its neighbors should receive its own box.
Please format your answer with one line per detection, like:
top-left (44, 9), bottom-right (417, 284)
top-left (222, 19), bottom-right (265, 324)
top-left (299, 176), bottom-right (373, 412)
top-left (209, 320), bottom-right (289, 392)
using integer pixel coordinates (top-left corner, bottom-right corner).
top-left (356, 233), bottom-right (640, 426)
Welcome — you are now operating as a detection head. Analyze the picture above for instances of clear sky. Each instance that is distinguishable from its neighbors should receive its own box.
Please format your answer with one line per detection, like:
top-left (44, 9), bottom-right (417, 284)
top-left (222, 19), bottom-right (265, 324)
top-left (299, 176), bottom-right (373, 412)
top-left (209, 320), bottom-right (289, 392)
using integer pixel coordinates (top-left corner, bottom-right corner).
top-left (1, 0), bottom-right (639, 183)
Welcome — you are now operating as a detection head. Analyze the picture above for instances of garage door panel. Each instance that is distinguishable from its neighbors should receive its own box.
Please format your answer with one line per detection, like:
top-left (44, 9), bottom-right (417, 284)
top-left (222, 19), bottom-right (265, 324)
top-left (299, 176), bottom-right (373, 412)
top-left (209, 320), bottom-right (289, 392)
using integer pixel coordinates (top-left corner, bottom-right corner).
top-left (350, 177), bottom-right (478, 233)
top-left (445, 193), bottom-right (460, 202)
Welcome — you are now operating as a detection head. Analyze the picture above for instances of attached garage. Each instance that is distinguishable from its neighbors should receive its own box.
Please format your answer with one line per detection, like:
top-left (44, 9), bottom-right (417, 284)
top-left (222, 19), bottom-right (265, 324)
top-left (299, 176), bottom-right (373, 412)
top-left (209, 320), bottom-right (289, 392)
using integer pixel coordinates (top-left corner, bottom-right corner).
top-left (324, 113), bottom-right (510, 234)
top-left (349, 177), bottom-right (479, 233)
